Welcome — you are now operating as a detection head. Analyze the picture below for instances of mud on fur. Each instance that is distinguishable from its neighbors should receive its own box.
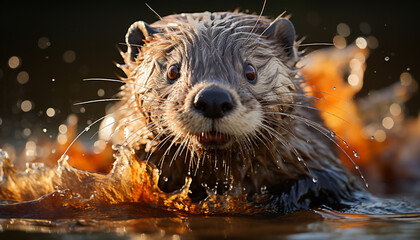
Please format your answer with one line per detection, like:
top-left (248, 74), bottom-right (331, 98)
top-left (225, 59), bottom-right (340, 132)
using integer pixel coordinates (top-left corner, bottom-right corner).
top-left (98, 11), bottom-right (368, 211)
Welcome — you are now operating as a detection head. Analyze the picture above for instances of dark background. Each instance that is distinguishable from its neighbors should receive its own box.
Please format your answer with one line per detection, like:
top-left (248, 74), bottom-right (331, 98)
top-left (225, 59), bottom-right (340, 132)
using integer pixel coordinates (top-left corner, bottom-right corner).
top-left (1, 0), bottom-right (419, 147)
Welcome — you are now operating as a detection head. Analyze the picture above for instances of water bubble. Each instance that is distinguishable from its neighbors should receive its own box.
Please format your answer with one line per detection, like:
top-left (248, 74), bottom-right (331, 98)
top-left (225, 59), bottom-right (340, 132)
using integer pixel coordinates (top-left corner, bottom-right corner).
top-left (353, 150), bottom-right (360, 158)
top-left (384, 56), bottom-right (390, 61)
top-left (84, 127), bottom-right (90, 131)
top-left (312, 177), bottom-right (318, 183)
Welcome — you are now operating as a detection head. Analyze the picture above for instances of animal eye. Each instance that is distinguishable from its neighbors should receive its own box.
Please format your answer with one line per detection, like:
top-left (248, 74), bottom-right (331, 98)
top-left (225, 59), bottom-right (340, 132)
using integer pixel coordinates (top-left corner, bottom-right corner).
top-left (244, 63), bottom-right (257, 83)
top-left (167, 64), bottom-right (180, 83)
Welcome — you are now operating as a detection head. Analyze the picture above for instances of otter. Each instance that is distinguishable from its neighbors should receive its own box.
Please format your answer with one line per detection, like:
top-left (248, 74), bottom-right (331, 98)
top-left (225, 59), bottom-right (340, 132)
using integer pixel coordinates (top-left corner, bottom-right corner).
top-left (101, 11), bottom-right (366, 213)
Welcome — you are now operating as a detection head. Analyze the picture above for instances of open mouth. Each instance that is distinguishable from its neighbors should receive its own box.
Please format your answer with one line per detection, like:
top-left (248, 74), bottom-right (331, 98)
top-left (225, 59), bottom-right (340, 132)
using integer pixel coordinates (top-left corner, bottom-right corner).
top-left (196, 131), bottom-right (229, 147)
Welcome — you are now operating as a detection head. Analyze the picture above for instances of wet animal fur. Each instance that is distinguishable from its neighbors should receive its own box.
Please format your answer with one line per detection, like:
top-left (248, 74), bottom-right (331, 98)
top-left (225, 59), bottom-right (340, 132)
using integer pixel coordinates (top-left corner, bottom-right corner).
top-left (102, 11), bottom-right (366, 212)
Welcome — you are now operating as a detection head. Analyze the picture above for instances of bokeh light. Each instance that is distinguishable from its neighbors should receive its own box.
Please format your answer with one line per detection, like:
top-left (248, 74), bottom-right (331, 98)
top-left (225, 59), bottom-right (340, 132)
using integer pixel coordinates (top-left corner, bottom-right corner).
top-left (37, 37), bottom-right (51, 49)
top-left (63, 50), bottom-right (76, 63)
top-left (17, 71), bottom-right (30, 84)
top-left (8, 56), bottom-right (21, 69)
top-left (337, 23), bottom-right (351, 37)
top-left (20, 100), bottom-right (33, 112)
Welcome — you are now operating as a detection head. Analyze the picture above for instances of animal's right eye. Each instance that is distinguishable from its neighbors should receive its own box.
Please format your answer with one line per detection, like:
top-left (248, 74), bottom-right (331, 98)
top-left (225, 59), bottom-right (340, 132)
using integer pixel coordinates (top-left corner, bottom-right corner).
top-left (167, 64), bottom-right (180, 83)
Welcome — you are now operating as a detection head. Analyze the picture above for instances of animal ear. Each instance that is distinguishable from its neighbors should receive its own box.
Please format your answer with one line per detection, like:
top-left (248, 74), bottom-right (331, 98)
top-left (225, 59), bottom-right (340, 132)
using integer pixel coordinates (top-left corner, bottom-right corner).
top-left (125, 21), bottom-right (161, 63)
top-left (264, 18), bottom-right (297, 59)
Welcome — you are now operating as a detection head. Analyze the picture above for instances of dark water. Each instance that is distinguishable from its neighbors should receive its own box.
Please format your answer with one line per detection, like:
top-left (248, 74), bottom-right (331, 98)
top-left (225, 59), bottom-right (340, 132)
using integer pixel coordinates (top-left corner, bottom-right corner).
top-left (1, 209), bottom-right (419, 239)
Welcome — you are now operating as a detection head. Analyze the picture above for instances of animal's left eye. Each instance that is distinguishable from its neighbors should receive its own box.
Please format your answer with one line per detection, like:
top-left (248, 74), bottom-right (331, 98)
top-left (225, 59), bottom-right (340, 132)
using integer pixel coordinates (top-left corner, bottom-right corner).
top-left (244, 63), bottom-right (257, 83)
top-left (167, 64), bottom-right (180, 83)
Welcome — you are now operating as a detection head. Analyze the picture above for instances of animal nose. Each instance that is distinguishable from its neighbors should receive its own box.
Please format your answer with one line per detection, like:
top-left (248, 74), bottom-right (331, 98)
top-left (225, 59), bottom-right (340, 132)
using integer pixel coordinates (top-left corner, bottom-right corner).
top-left (193, 87), bottom-right (234, 119)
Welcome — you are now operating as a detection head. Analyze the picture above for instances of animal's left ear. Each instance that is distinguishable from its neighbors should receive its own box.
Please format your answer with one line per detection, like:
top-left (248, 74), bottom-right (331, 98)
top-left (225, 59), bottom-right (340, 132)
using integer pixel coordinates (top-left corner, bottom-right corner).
top-left (264, 18), bottom-right (297, 60)
top-left (125, 21), bottom-right (161, 65)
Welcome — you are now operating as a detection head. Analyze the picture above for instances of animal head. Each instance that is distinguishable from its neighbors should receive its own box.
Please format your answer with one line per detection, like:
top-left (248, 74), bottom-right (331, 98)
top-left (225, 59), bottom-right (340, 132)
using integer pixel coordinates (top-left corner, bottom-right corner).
top-left (119, 12), bottom-right (300, 159)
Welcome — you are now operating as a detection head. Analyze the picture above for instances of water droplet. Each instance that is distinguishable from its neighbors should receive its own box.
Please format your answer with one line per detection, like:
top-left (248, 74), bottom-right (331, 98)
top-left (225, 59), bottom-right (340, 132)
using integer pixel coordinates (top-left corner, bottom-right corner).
top-left (84, 127), bottom-right (90, 131)
top-left (312, 177), bottom-right (318, 183)
top-left (42, 128), bottom-right (47, 133)
top-left (343, 140), bottom-right (349, 148)
top-left (333, 86), bottom-right (336, 90)
top-left (370, 136), bottom-right (374, 141)
top-left (384, 56), bottom-right (390, 61)
top-left (52, 78), bottom-right (56, 82)
top-left (330, 131), bottom-right (336, 137)
top-left (187, 171), bottom-right (191, 176)
top-left (297, 156), bottom-right (303, 162)
top-left (355, 166), bottom-right (359, 170)
top-left (353, 150), bottom-right (360, 158)
top-left (260, 185), bottom-right (267, 193)
top-left (407, 67), bottom-right (411, 71)
top-left (365, 183), bottom-right (369, 188)
top-left (163, 177), bottom-right (168, 182)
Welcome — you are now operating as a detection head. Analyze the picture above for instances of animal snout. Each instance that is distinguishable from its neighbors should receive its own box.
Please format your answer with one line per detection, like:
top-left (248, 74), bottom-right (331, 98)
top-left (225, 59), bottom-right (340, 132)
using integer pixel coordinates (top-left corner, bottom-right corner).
top-left (193, 87), bottom-right (234, 119)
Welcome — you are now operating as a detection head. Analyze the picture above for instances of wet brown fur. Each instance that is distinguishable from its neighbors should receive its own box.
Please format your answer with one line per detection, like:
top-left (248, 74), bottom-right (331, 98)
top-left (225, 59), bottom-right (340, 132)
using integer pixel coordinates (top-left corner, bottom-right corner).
top-left (104, 12), bottom-right (364, 209)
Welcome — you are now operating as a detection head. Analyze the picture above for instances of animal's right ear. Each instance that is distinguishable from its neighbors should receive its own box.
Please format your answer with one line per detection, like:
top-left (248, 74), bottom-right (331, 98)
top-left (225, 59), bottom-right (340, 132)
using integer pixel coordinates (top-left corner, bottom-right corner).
top-left (125, 21), bottom-right (161, 64)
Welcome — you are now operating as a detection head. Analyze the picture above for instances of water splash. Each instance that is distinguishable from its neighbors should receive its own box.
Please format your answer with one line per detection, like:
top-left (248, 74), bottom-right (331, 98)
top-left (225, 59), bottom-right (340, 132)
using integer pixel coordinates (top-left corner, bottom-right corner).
top-left (0, 147), bottom-right (263, 218)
